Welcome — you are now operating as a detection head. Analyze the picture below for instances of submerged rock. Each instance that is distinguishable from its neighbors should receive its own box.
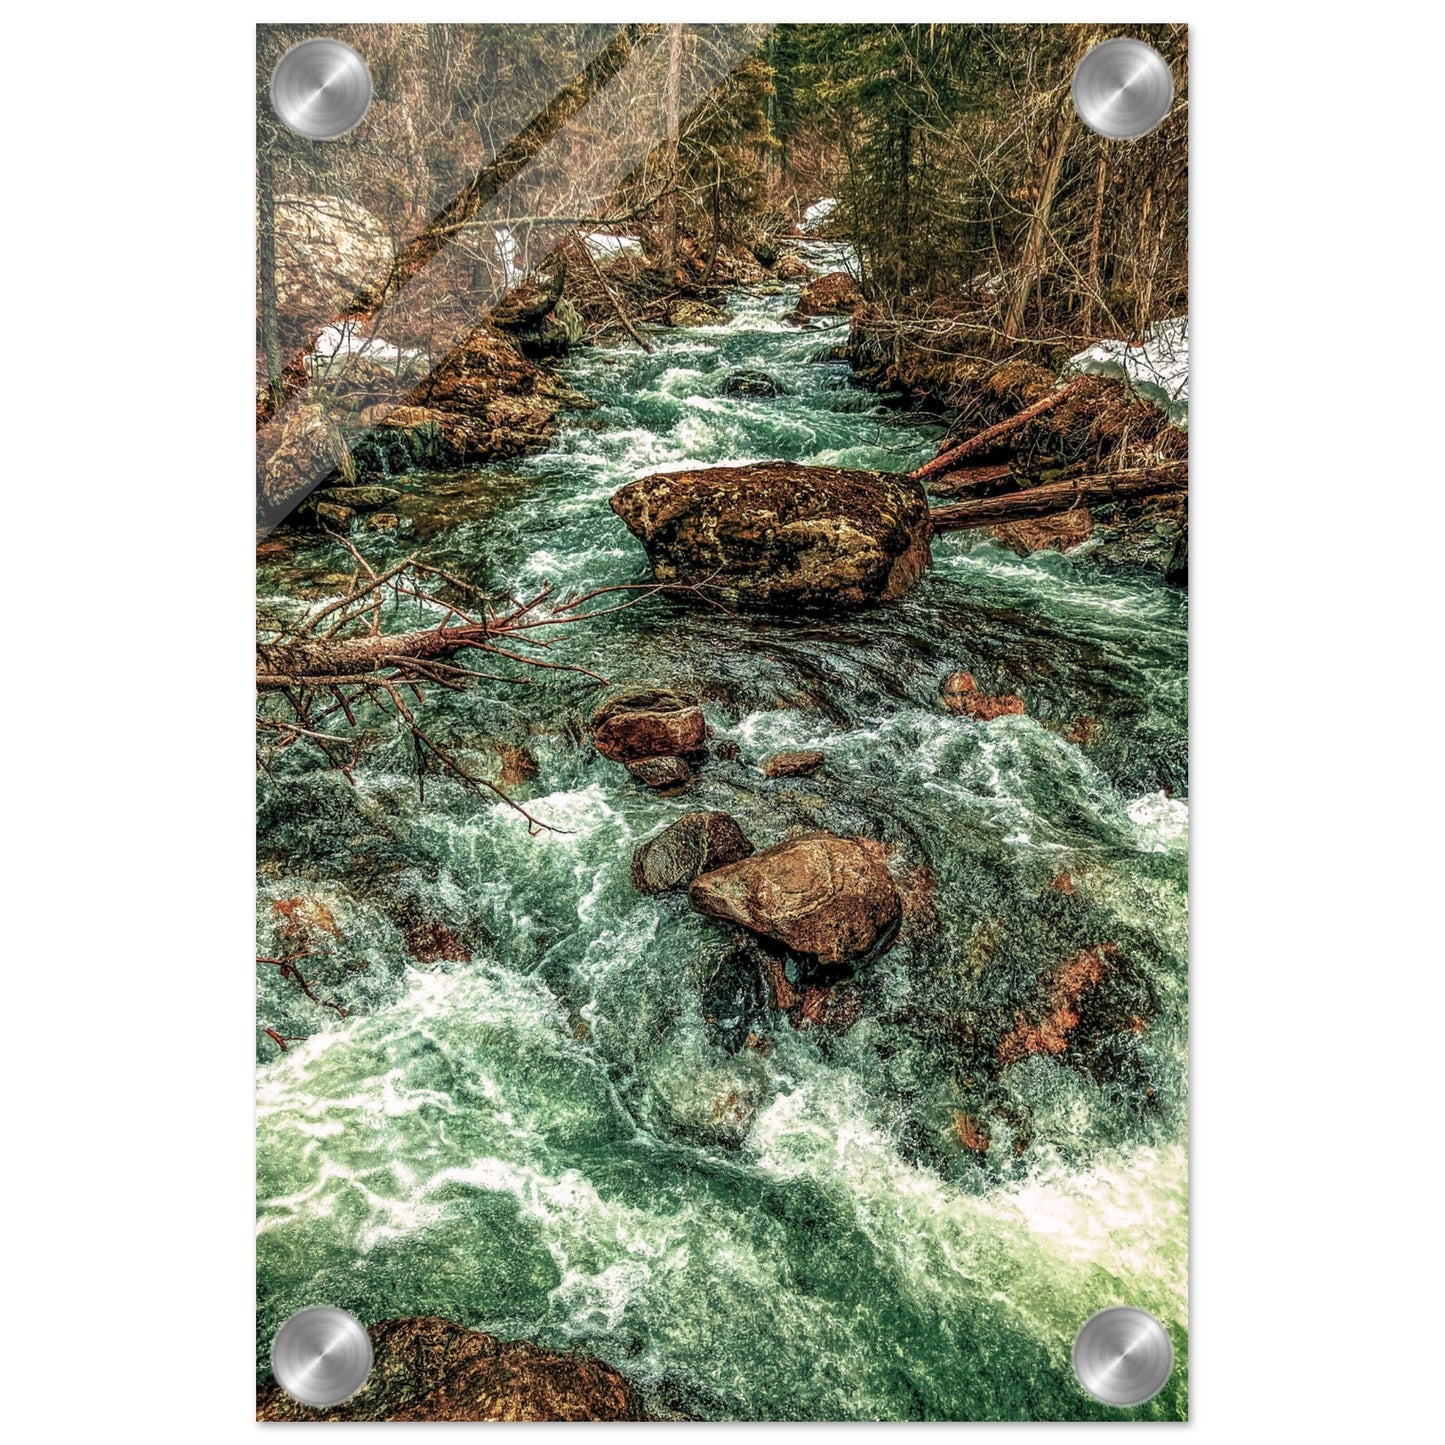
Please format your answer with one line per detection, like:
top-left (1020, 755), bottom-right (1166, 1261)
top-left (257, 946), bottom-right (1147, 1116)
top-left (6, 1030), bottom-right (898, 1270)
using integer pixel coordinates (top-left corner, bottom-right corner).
top-left (701, 937), bottom-right (773, 1052)
top-left (493, 741), bottom-right (539, 788)
top-left (403, 919), bottom-right (472, 964)
top-left (763, 749), bottom-right (825, 779)
top-left (624, 755), bottom-right (694, 793)
top-left (294, 498), bottom-right (354, 530)
top-left (666, 298), bottom-right (730, 328)
top-left (610, 462), bottom-right (932, 607)
top-left (788, 982), bottom-right (863, 1035)
top-left (631, 811), bottom-right (755, 895)
top-left (256, 1317), bottom-right (647, 1422)
top-left (647, 1045), bottom-right (768, 1147)
top-left (996, 944), bottom-right (1116, 1067)
top-left (939, 670), bottom-right (1026, 721)
top-left (591, 687), bottom-right (707, 763)
top-left (723, 368), bottom-right (782, 398)
top-left (688, 832), bottom-right (902, 969)
top-left (323, 484), bottom-right (402, 511)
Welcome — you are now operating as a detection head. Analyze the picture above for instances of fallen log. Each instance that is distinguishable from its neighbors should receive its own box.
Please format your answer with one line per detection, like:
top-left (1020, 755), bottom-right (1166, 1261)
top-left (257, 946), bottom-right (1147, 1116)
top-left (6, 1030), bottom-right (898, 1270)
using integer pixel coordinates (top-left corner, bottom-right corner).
top-left (912, 377), bottom-right (1088, 481)
top-left (929, 463), bottom-right (1186, 532)
top-left (926, 462), bottom-right (1014, 499)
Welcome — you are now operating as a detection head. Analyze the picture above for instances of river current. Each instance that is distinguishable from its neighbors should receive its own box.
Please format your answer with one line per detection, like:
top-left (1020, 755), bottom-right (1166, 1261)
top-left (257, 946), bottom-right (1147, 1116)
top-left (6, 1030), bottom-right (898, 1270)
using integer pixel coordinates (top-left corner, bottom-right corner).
top-left (256, 268), bottom-right (1188, 1420)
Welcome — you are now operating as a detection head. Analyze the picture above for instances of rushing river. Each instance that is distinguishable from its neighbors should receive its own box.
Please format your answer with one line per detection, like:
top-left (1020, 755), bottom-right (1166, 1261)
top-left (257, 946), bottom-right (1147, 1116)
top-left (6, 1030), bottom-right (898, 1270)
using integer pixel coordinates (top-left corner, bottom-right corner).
top-left (257, 268), bottom-right (1189, 1421)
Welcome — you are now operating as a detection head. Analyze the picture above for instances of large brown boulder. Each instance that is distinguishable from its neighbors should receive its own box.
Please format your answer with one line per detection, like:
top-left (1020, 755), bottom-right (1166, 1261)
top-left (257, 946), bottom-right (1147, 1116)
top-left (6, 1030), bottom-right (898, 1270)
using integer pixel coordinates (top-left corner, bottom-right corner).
top-left (631, 811), bottom-right (755, 895)
top-left (610, 463), bottom-right (932, 607)
top-left (367, 324), bottom-right (586, 466)
top-left (256, 1317), bottom-right (647, 1422)
top-left (789, 270), bottom-right (863, 319)
top-left (592, 687), bottom-right (707, 763)
top-left (688, 832), bottom-right (902, 968)
top-left (258, 403), bottom-right (351, 510)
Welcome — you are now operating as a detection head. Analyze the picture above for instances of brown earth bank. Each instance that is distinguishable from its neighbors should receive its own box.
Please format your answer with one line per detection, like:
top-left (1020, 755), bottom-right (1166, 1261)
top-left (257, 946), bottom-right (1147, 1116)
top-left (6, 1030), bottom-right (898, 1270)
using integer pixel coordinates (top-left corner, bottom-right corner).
top-left (255, 1316), bottom-right (649, 1422)
top-left (611, 462), bottom-right (932, 607)
top-left (847, 318), bottom-right (1188, 580)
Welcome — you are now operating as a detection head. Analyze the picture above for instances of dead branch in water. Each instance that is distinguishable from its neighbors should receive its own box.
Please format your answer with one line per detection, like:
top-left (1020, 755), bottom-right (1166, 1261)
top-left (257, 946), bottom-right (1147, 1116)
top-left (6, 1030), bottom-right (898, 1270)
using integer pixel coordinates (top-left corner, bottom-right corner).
top-left (929, 463), bottom-right (1187, 531)
top-left (258, 534), bottom-right (716, 831)
top-left (258, 950), bottom-right (348, 1020)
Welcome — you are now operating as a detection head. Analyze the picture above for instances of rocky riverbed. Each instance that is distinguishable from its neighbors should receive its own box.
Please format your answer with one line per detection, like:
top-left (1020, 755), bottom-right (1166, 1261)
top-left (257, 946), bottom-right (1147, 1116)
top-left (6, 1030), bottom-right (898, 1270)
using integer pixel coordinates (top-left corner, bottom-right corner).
top-left (257, 261), bottom-right (1188, 1421)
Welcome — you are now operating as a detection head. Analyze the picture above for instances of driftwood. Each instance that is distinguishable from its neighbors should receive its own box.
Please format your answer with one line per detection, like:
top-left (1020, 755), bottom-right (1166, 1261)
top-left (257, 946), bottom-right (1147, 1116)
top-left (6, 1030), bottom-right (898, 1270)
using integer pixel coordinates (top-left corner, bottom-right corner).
top-left (912, 377), bottom-right (1088, 481)
top-left (574, 227), bottom-right (655, 353)
top-left (929, 463), bottom-right (1186, 531)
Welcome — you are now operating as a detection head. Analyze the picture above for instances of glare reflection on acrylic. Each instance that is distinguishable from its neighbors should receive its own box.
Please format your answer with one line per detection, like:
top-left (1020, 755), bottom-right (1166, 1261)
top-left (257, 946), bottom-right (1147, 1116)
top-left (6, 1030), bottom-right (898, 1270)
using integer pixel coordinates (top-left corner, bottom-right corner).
top-left (256, 22), bottom-right (1188, 1422)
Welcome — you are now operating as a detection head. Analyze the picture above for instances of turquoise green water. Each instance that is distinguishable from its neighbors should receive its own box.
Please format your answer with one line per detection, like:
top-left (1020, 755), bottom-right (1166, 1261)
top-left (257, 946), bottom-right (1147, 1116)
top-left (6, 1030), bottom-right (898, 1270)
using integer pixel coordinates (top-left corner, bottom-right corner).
top-left (256, 277), bottom-right (1188, 1420)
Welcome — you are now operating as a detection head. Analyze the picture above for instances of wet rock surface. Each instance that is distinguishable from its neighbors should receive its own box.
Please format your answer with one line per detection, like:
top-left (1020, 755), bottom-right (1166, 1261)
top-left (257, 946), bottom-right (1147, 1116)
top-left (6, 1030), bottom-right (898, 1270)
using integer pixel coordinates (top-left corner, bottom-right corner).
top-left (624, 755), bottom-right (695, 793)
top-left (939, 670), bottom-right (1027, 721)
top-left (688, 832), bottom-right (902, 969)
top-left (591, 687), bottom-right (707, 763)
top-left (763, 749), bottom-right (826, 779)
top-left (631, 811), bottom-right (755, 895)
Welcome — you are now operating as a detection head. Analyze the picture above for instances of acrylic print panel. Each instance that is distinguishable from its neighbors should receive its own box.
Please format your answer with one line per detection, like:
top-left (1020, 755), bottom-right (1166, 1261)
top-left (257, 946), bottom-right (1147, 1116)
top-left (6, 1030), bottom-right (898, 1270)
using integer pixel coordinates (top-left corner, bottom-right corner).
top-left (256, 22), bottom-right (1188, 1422)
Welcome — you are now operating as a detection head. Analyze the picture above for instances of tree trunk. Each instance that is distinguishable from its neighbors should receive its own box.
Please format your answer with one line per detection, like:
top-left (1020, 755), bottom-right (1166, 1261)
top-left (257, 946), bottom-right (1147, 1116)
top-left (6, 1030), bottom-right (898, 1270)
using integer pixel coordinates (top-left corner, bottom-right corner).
top-left (258, 622), bottom-right (496, 689)
top-left (660, 24), bottom-right (684, 274)
top-left (257, 143), bottom-right (284, 406)
top-left (1003, 111), bottom-right (1073, 340)
top-left (929, 464), bottom-right (1186, 531)
top-left (1080, 152), bottom-right (1108, 333)
top-left (1002, 32), bottom-right (1096, 342)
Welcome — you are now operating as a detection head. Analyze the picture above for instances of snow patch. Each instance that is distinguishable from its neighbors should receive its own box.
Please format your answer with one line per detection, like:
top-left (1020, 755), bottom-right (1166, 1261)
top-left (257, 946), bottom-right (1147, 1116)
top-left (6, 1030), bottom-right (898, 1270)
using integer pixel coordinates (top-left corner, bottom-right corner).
top-left (308, 321), bottom-right (428, 375)
top-left (801, 197), bottom-right (838, 233)
top-left (582, 232), bottom-right (643, 259)
top-left (1069, 316), bottom-right (1189, 429)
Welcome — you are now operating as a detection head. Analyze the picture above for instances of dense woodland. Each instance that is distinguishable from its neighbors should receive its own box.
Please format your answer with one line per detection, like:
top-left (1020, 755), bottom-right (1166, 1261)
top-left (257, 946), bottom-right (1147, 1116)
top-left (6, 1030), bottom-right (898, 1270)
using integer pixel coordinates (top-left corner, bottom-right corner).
top-left (258, 22), bottom-right (1186, 416)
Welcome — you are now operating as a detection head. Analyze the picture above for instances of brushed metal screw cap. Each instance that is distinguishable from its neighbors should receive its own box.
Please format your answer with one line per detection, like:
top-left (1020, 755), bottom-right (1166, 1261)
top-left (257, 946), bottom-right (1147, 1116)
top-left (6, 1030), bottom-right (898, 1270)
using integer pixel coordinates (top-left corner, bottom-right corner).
top-left (270, 38), bottom-right (373, 140)
top-left (270, 1306), bottom-right (373, 1409)
top-left (1072, 1306), bottom-right (1174, 1407)
top-left (1072, 38), bottom-right (1175, 140)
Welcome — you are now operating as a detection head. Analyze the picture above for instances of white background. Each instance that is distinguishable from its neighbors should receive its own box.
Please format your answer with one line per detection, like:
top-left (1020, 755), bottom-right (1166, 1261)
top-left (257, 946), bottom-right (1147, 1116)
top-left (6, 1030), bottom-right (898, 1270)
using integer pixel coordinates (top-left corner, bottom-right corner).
top-left (3, 3), bottom-right (1438, 1436)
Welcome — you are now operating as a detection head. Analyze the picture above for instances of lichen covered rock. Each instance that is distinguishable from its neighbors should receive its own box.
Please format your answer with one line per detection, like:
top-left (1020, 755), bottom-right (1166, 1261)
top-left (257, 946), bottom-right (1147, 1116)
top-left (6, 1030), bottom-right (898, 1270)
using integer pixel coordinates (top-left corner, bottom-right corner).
top-left (611, 462), bottom-right (932, 608)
